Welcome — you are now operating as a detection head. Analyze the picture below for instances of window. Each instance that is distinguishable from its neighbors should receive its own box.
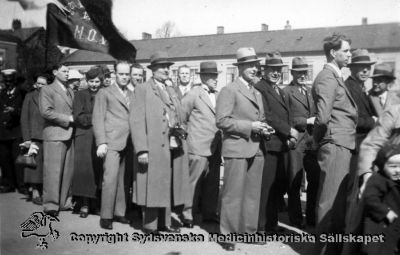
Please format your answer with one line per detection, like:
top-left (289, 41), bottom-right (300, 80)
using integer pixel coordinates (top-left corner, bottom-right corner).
top-left (226, 67), bottom-right (237, 84)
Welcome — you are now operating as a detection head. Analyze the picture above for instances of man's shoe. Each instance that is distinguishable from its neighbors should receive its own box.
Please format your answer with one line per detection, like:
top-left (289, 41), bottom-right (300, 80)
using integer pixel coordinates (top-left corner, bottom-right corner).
top-left (100, 219), bottom-right (113, 230)
top-left (44, 210), bottom-right (59, 217)
top-left (158, 226), bottom-right (180, 233)
top-left (218, 242), bottom-right (235, 251)
top-left (181, 219), bottom-right (193, 228)
top-left (142, 228), bottom-right (160, 235)
top-left (113, 216), bottom-right (130, 224)
top-left (0, 185), bottom-right (15, 193)
top-left (32, 196), bottom-right (43, 206)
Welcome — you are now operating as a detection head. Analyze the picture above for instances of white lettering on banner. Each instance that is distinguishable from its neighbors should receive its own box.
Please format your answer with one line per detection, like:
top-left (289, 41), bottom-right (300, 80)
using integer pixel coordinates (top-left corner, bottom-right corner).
top-left (74, 25), bottom-right (84, 40)
top-left (87, 29), bottom-right (97, 42)
top-left (83, 11), bottom-right (91, 21)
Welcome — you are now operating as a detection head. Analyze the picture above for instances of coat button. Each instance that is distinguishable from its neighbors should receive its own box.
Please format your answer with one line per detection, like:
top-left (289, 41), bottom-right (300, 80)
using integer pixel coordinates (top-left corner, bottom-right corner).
top-left (162, 131), bottom-right (166, 134)
top-left (163, 119), bottom-right (166, 122)
top-left (255, 111), bottom-right (258, 114)
top-left (161, 144), bottom-right (165, 147)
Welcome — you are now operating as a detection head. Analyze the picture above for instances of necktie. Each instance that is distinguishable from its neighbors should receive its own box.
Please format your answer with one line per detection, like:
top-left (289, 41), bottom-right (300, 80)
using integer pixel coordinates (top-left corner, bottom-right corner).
top-left (273, 84), bottom-right (280, 96)
top-left (379, 94), bottom-right (385, 106)
top-left (66, 89), bottom-right (72, 100)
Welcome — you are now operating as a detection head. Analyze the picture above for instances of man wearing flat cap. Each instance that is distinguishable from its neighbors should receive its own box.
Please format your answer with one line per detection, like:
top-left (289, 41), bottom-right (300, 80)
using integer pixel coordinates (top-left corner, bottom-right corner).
top-left (0, 69), bottom-right (25, 193)
top-left (255, 51), bottom-right (299, 232)
top-left (180, 61), bottom-right (222, 227)
top-left (283, 57), bottom-right (319, 228)
top-left (130, 51), bottom-right (190, 234)
top-left (368, 63), bottom-right (400, 116)
top-left (216, 47), bottom-right (272, 250)
top-left (312, 33), bottom-right (357, 255)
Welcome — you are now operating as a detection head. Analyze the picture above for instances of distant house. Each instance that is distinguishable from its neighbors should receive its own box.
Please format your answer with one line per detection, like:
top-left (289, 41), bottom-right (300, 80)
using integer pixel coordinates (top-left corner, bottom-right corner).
top-left (33, 22), bottom-right (400, 89)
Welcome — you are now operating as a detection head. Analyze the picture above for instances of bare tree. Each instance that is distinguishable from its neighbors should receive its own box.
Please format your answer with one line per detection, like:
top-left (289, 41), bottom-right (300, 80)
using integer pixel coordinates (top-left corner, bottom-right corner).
top-left (155, 21), bottom-right (182, 38)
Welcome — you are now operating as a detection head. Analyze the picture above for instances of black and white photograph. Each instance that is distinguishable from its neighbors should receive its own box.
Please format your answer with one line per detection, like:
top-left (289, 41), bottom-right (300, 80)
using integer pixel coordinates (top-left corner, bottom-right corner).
top-left (0, 0), bottom-right (400, 254)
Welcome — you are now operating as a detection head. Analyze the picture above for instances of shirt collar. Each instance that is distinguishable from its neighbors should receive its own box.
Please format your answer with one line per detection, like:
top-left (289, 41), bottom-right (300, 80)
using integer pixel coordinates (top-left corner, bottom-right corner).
top-left (327, 63), bottom-right (342, 78)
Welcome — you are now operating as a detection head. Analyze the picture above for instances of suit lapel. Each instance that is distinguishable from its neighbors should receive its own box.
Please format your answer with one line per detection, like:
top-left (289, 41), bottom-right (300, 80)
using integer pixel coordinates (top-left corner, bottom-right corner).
top-left (199, 88), bottom-right (215, 114)
top-left (291, 86), bottom-right (308, 108)
top-left (370, 95), bottom-right (383, 115)
top-left (265, 83), bottom-right (287, 109)
top-left (110, 83), bottom-right (129, 110)
top-left (325, 65), bottom-right (357, 108)
top-left (237, 79), bottom-right (259, 108)
top-left (52, 81), bottom-right (72, 108)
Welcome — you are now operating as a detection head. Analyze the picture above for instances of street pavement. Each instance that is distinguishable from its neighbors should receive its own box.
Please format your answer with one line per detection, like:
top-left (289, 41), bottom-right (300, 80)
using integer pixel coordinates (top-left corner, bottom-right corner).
top-left (0, 192), bottom-right (313, 255)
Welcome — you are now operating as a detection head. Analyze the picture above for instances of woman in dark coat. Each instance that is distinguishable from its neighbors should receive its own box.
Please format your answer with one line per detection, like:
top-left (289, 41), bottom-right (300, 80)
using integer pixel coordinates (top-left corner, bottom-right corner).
top-left (20, 74), bottom-right (48, 205)
top-left (71, 68), bottom-right (102, 218)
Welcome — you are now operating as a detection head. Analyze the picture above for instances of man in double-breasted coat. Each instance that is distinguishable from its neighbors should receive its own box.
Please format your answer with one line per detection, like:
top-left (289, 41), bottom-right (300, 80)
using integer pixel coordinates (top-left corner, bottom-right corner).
top-left (130, 52), bottom-right (190, 234)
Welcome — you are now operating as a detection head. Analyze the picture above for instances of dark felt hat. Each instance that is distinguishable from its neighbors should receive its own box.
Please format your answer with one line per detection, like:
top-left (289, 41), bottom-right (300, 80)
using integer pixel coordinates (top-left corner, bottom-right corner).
top-left (147, 51), bottom-right (174, 69)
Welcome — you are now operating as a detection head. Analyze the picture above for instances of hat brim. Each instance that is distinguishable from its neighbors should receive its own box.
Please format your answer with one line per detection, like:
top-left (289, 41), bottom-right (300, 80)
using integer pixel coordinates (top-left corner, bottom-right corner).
top-left (348, 61), bottom-right (376, 66)
top-left (147, 61), bottom-right (174, 69)
top-left (196, 71), bottom-right (222, 74)
top-left (232, 59), bottom-right (261, 66)
top-left (370, 74), bottom-right (396, 79)
top-left (262, 63), bottom-right (288, 67)
top-left (290, 67), bottom-right (309, 71)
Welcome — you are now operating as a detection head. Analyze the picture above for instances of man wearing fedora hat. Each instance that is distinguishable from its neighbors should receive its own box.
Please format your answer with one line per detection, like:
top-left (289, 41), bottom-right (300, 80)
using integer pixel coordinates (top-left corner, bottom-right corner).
top-left (283, 57), bottom-right (320, 228)
top-left (254, 51), bottom-right (299, 232)
top-left (368, 63), bottom-right (400, 117)
top-left (216, 47), bottom-right (272, 250)
top-left (356, 64), bottom-right (398, 200)
top-left (180, 61), bottom-right (222, 227)
top-left (312, 33), bottom-right (357, 255)
top-left (130, 51), bottom-right (190, 234)
top-left (344, 49), bottom-right (378, 204)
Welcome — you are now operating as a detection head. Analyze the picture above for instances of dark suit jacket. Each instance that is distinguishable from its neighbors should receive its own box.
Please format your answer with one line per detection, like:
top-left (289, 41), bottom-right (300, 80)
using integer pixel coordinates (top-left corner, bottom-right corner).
top-left (312, 64), bottom-right (358, 150)
top-left (39, 80), bottom-right (74, 141)
top-left (345, 76), bottom-right (377, 151)
top-left (73, 89), bottom-right (96, 137)
top-left (20, 89), bottom-right (44, 141)
top-left (255, 79), bottom-right (292, 152)
top-left (216, 78), bottom-right (265, 158)
top-left (345, 76), bottom-right (377, 133)
top-left (0, 86), bottom-right (23, 140)
top-left (283, 82), bottom-right (316, 151)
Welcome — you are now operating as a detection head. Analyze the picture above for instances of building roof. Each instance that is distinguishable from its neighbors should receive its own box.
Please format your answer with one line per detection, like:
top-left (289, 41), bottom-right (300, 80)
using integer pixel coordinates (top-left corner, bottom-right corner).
top-left (0, 27), bottom-right (44, 42)
top-left (131, 22), bottom-right (400, 61)
top-left (61, 22), bottom-right (400, 64)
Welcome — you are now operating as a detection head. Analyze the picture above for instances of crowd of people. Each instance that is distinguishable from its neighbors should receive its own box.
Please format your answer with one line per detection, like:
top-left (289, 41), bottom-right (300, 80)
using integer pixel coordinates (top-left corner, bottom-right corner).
top-left (0, 32), bottom-right (399, 254)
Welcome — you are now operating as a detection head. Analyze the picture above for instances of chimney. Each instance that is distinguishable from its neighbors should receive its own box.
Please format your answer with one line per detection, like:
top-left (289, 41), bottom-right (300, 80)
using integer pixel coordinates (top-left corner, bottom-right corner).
top-left (284, 20), bottom-right (292, 30)
top-left (261, 23), bottom-right (268, 31)
top-left (362, 17), bottom-right (368, 25)
top-left (12, 19), bottom-right (22, 31)
top-left (142, 32), bottom-right (152, 40)
top-left (217, 26), bottom-right (224, 34)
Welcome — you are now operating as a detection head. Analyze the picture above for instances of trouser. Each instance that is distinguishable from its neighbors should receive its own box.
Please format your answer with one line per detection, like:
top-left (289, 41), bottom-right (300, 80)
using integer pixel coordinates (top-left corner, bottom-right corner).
top-left (0, 138), bottom-right (24, 188)
top-left (258, 150), bottom-right (289, 230)
top-left (220, 149), bottom-right (264, 234)
top-left (42, 140), bottom-right (74, 211)
top-left (287, 149), bottom-right (320, 226)
top-left (182, 150), bottom-right (221, 221)
top-left (314, 143), bottom-right (352, 255)
top-left (143, 207), bottom-right (171, 231)
top-left (100, 149), bottom-right (126, 219)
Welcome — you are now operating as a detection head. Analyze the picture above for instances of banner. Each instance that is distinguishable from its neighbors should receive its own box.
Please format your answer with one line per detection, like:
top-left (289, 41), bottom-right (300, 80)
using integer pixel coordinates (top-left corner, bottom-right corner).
top-left (46, 0), bottom-right (136, 62)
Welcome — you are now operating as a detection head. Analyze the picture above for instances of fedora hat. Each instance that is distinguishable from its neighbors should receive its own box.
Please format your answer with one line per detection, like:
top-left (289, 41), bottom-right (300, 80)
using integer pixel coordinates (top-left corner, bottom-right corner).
top-left (196, 61), bottom-right (221, 74)
top-left (147, 51), bottom-right (174, 69)
top-left (290, 57), bottom-right (309, 71)
top-left (232, 47), bottom-right (261, 66)
top-left (370, 63), bottom-right (396, 79)
top-left (1, 69), bottom-right (16, 77)
top-left (263, 51), bottom-right (288, 67)
top-left (348, 49), bottom-right (376, 66)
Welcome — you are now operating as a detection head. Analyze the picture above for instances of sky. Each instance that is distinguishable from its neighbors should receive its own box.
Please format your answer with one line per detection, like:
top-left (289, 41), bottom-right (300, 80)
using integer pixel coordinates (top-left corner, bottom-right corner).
top-left (1, 0), bottom-right (400, 40)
